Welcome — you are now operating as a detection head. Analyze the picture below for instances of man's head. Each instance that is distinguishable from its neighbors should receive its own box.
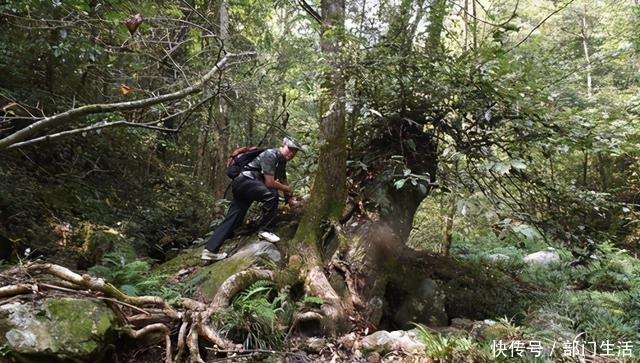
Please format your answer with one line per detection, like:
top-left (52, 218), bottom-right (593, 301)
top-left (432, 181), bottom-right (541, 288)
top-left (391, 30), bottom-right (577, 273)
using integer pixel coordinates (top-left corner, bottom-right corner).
top-left (281, 136), bottom-right (302, 160)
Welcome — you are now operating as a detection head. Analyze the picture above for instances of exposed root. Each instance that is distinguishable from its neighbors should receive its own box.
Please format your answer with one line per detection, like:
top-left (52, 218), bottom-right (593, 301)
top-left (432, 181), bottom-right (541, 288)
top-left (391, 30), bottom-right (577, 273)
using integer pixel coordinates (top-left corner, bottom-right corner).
top-left (180, 268), bottom-right (276, 359)
top-left (209, 268), bottom-right (274, 309)
top-left (0, 283), bottom-right (33, 298)
top-left (181, 297), bottom-right (207, 311)
top-left (186, 326), bottom-right (204, 363)
top-left (0, 256), bottom-right (358, 363)
top-left (304, 266), bottom-right (344, 334)
top-left (198, 323), bottom-right (239, 350)
top-left (288, 310), bottom-right (325, 337)
top-left (329, 256), bottom-right (364, 309)
top-left (22, 262), bottom-right (177, 312)
top-left (175, 320), bottom-right (190, 359)
top-left (123, 323), bottom-right (172, 363)
top-left (0, 261), bottom-right (257, 363)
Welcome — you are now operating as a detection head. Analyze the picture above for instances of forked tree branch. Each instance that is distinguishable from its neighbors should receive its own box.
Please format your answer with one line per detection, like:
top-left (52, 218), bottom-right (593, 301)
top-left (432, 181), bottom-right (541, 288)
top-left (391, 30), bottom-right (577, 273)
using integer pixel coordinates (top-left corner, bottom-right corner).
top-left (0, 51), bottom-right (256, 150)
top-left (7, 109), bottom-right (190, 149)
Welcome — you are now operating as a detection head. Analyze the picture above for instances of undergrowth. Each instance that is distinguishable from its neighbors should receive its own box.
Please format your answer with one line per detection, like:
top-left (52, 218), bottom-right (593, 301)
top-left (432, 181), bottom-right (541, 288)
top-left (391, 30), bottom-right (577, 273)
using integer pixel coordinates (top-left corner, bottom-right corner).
top-left (215, 280), bottom-right (289, 350)
top-left (88, 249), bottom-right (182, 303)
top-left (413, 228), bottom-right (640, 362)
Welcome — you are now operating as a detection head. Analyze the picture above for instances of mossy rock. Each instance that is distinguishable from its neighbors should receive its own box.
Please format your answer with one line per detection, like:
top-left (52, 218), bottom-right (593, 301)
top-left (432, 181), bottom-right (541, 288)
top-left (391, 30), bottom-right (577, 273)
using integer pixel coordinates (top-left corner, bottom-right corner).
top-left (188, 254), bottom-right (257, 300)
top-left (0, 297), bottom-right (119, 363)
top-left (75, 222), bottom-right (127, 269)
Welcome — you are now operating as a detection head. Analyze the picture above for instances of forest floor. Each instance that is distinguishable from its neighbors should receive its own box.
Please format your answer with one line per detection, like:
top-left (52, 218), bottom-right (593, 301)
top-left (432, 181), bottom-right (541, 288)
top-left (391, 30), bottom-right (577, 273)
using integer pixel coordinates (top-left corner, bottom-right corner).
top-left (116, 343), bottom-right (430, 363)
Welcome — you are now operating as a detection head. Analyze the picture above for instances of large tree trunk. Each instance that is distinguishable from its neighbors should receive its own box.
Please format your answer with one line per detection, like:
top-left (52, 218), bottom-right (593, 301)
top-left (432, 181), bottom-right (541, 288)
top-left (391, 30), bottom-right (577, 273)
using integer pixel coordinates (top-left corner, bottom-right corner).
top-left (316, 116), bottom-right (523, 331)
top-left (296, 0), bottom-right (347, 243)
top-left (292, 102), bottom-right (443, 332)
top-left (290, 0), bottom-right (347, 334)
top-left (322, 115), bottom-right (442, 329)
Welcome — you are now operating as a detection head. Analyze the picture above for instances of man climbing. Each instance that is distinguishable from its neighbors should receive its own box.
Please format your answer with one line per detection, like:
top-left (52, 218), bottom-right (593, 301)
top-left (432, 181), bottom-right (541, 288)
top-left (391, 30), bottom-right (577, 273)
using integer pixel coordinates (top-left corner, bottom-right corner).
top-left (201, 136), bottom-right (303, 261)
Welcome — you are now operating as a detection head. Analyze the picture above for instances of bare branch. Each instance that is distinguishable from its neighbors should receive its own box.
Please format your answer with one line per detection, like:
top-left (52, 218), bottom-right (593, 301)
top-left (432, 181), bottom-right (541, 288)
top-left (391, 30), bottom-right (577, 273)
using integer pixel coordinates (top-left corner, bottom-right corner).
top-left (506, 0), bottom-right (576, 53)
top-left (0, 51), bottom-right (256, 150)
top-left (296, 0), bottom-right (322, 24)
top-left (7, 109), bottom-right (190, 149)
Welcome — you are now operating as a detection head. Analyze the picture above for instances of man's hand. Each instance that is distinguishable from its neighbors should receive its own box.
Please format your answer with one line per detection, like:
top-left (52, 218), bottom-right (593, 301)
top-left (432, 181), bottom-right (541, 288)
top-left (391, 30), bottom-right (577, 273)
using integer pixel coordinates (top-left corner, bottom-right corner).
top-left (287, 196), bottom-right (304, 209)
top-left (284, 190), bottom-right (293, 200)
top-left (266, 176), bottom-right (290, 194)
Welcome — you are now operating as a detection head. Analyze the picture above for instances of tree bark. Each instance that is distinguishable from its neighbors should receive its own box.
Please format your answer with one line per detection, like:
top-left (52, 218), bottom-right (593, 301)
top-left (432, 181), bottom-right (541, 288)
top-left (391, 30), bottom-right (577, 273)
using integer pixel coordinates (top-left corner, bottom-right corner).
top-left (290, 0), bottom-right (347, 334)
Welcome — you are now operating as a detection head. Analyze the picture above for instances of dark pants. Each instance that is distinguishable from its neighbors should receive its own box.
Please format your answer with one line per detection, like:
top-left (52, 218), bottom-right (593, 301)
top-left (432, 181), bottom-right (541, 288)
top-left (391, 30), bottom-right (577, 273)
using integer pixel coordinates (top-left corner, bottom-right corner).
top-left (205, 175), bottom-right (278, 252)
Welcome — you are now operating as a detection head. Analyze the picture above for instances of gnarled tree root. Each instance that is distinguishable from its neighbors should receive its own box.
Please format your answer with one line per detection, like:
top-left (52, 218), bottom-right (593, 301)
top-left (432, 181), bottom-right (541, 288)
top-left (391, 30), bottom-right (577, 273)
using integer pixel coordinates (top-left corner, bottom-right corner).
top-left (0, 262), bottom-right (273, 363)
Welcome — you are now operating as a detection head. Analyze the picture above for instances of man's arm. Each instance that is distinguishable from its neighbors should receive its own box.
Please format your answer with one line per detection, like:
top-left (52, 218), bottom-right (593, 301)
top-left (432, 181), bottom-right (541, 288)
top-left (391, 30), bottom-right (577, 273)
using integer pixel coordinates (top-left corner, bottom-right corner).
top-left (274, 160), bottom-right (293, 202)
top-left (264, 174), bottom-right (291, 194)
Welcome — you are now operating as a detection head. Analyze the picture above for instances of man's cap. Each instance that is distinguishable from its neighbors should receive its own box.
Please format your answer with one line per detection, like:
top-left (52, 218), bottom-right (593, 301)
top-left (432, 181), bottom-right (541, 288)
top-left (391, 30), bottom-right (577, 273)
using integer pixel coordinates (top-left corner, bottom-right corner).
top-left (283, 136), bottom-right (303, 151)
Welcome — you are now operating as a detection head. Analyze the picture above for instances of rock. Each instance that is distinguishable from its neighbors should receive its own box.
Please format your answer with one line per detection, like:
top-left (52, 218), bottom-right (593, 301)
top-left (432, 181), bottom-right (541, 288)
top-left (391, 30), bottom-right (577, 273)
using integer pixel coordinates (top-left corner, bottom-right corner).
top-left (76, 222), bottom-right (127, 269)
top-left (231, 240), bottom-right (282, 263)
top-left (470, 319), bottom-right (523, 342)
top-left (389, 329), bottom-right (426, 354)
top-left (361, 330), bottom-right (395, 353)
top-left (450, 318), bottom-right (474, 331)
top-left (366, 351), bottom-right (381, 363)
top-left (523, 248), bottom-right (559, 265)
top-left (0, 297), bottom-right (119, 363)
top-left (190, 240), bottom-right (283, 300)
top-left (523, 309), bottom-right (576, 342)
top-left (393, 278), bottom-right (448, 327)
top-left (360, 329), bottom-right (425, 354)
top-left (305, 337), bottom-right (328, 353)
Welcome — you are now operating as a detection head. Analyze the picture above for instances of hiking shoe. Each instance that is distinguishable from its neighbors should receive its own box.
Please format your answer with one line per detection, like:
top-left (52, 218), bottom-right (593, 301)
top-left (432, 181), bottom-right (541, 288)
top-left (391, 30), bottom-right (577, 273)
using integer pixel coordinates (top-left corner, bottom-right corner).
top-left (258, 231), bottom-right (280, 243)
top-left (201, 249), bottom-right (228, 261)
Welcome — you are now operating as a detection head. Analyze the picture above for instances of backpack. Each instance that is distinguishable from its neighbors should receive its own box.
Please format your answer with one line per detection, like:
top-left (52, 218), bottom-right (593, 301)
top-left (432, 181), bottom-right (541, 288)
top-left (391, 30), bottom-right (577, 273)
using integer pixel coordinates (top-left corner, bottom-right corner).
top-left (226, 146), bottom-right (265, 179)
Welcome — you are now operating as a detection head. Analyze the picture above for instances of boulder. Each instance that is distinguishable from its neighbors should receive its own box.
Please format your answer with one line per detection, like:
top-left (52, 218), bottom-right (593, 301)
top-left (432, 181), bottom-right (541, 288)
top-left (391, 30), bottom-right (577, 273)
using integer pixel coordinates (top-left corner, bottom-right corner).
top-left (76, 223), bottom-right (127, 269)
top-left (0, 297), bottom-right (119, 363)
top-left (359, 329), bottom-right (426, 354)
top-left (393, 278), bottom-right (448, 327)
top-left (231, 240), bottom-right (282, 263)
top-left (189, 240), bottom-right (282, 300)
top-left (523, 248), bottom-right (560, 265)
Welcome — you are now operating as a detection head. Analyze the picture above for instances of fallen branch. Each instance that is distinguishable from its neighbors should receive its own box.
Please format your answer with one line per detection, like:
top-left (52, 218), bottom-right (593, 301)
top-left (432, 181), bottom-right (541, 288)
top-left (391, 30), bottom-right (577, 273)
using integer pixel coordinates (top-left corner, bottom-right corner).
top-left (27, 263), bottom-right (179, 315)
top-left (0, 283), bottom-right (33, 298)
top-left (7, 109), bottom-right (189, 149)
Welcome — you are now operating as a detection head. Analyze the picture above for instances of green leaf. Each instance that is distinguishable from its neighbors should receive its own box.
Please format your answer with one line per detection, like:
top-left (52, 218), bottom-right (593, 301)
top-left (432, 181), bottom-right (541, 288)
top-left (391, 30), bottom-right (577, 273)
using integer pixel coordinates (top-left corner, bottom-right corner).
top-left (406, 138), bottom-right (417, 152)
top-left (394, 179), bottom-right (406, 189)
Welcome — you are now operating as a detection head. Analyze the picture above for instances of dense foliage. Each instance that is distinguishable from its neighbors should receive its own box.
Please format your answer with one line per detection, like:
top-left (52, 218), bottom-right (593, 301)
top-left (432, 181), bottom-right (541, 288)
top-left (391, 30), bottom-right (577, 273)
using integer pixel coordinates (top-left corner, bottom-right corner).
top-left (2, 0), bottom-right (640, 360)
